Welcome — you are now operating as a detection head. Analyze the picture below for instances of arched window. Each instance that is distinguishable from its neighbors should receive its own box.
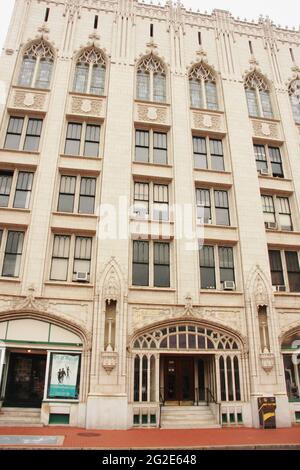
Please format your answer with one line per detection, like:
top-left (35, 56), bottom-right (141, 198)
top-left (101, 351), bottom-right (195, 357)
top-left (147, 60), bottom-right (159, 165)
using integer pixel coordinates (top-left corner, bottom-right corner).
top-left (244, 71), bottom-right (273, 119)
top-left (73, 46), bottom-right (106, 96)
top-left (18, 39), bottom-right (54, 89)
top-left (288, 79), bottom-right (300, 124)
top-left (136, 54), bottom-right (166, 103)
top-left (188, 62), bottom-right (218, 110)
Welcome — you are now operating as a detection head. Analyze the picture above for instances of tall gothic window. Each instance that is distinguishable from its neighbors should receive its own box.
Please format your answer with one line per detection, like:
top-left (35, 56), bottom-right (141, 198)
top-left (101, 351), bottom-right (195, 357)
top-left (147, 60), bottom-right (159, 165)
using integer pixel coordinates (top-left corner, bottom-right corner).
top-left (73, 46), bottom-right (106, 96)
top-left (18, 39), bottom-right (54, 89)
top-left (136, 54), bottom-right (166, 103)
top-left (188, 62), bottom-right (218, 110)
top-left (244, 71), bottom-right (273, 119)
top-left (288, 79), bottom-right (300, 124)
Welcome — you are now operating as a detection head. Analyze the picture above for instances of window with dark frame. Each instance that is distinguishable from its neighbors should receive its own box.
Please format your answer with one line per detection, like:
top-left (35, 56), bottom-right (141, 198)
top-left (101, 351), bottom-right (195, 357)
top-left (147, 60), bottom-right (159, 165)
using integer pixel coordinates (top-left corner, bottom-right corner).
top-left (58, 176), bottom-right (76, 213)
top-left (153, 132), bottom-right (167, 164)
top-left (0, 171), bottom-right (13, 207)
top-left (154, 242), bottom-right (170, 287)
top-left (193, 136), bottom-right (207, 169)
top-left (268, 250), bottom-right (284, 286)
top-left (2, 231), bottom-right (24, 278)
top-left (84, 124), bottom-right (100, 157)
top-left (285, 251), bottom-right (300, 292)
top-left (132, 240), bottom-right (149, 286)
top-left (199, 245), bottom-right (216, 289)
top-left (79, 177), bottom-right (96, 214)
top-left (133, 182), bottom-right (149, 218)
top-left (73, 236), bottom-right (92, 279)
top-left (4, 117), bottom-right (24, 150)
top-left (135, 130), bottom-right (149, 162)
top-left (153, 184), bottom-right (169, 221)
top-left (214, 190), bottom-right (230, 226)
top-left (13, 172), bottom-right (33, 209)
top-left (65, 123), bottom-right (82, 155)
top-left (196, 189), bottom-right (211, 223)
top-left (50, 235), bottom-right (71, 281)
top-left (23, 118), bottom-right (43, 152)
top-left (219, 246), bottom-right (235, 284)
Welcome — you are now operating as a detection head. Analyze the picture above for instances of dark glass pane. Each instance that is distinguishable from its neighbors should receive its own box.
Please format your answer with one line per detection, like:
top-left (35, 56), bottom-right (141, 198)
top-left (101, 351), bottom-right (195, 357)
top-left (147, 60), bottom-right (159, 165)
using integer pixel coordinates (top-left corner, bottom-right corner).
top-left (58, 194), bottom-right (75, 212)
top-left (65, 139), bottom-right (81, 155)
top-left (154, 264), bottom-right (170, 287)
top-left (132, 263), bottom-right (149, 286)
top-left (200, 267), bottom-right (216, 289)
top-left (78, 196), bottom-right (95, 214)
top-left (84, 141), bottom-right (99, 157)
top-left (215, 208), bottom-right (230, 226)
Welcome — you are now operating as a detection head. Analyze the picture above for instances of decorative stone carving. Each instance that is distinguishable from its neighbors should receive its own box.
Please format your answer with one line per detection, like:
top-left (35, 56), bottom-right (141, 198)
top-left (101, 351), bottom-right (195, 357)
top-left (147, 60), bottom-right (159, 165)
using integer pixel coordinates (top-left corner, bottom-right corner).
top-left (137, 104), bottom-right (167, 123)
top-left (101, 351), bottom-right (118, 374)
top-left (193, 111), bottom-right (222, 131)
top-left (252, 120), bottom-right (279, 139)
top-left (103, 266), bottom-right (121, 303)
top-left (71, 96), bottom-right (102, 117)
top-left (13, 90), bottom-right (46, 110)
top-left (10, 287), bottom-right (49, 313)
top-left (131, 308), bottom-right (173, 330)
top-left (260, 352), bottom-right (275, 373)
top-left (254, 274), bottom-right (269, 307)
top-left (183, 294), bottom-right (194, 317)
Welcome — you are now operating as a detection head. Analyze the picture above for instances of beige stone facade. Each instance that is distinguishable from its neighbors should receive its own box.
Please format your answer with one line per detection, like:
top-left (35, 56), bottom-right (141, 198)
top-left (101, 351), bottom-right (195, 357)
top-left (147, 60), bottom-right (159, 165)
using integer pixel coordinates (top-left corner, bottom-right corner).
top-left (0, 0), bottom-right (300, 429)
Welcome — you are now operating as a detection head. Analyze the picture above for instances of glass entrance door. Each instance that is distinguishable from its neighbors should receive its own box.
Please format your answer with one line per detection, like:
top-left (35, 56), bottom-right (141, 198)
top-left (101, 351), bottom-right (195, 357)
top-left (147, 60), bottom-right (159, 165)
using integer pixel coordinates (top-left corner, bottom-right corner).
top-left (164, 356), bottom-right (194, 404)
top-left (4, 353), bottom-right (46, 408)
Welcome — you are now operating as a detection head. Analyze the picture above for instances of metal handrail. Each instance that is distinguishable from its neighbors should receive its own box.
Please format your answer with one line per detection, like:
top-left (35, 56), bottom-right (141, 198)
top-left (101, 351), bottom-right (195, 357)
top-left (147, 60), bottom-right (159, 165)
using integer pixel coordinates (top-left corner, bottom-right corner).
top-left (205, 387), bottom-right (222, 426)
top-left (159, 392), bottom-right (164, 428)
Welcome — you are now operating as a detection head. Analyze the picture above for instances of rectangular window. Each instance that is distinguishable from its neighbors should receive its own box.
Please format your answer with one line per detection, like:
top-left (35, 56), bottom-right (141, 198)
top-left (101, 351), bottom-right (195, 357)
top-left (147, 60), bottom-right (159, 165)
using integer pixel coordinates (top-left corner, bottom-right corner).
top-left (214, 190), bottom-right (230, 226)
top-left (219, 247), bottom-right (235, 284)
top-left (246, 89), bottom-right (259, 117)
top-left (153, 132), bottom-right (167, 164)
top-left (210, 139), bottom-right (224, 171)
top-left (135, 130), bottom-right (149, 163)
top-left (260, 90), bottom-right (273, 119)
top-left (79, 177), bottom-right (96, 214)
top-left (205, 81), bottom-right (218, 110)
top-left (154, 242), bottom-right (170, 287)
top-left (50, 235), bottom-right (70, 281)
top-left (65, 123), bottom-right (82, 155)
top-left (269, 147), bottom-right (283, 178)
top-left (268, 250), bottom-right (284, 286)
top-left (133, 182), bottom-right (149, 218)
top-left (262, 195), bottom-right (275, 224)
top-left (13, 172), bottom-right (33, 209)
top-left (58, 176), bottom-right (76, 213)
top-left (23, 119), bottom-right (43, 152)
top-left (0, 171), bottom-right (13, 207)
top-left (73, 237), bottom-right (92, 278)
top-left (2, 231), bottom-right (24, 278)
top-left (254, 144), bottom-right (268, 173)
top-left (277, 197), bottom-right (292, 231)
top-left (4, 117), bottom-right (24, 150)
top-left (190, 80), bottom-right (202, 108)
top-left (199, 245), bottom-right (216, 289)
top-left (137, 71), bottom-right (150, 101)
top-left (84, 124), bottom-right (100, 157)
top-left (132, 241), bottom-right (149, 286)
top-left (196, 189), bottom-right (211, 223)
top-left (285, 251), bottom-right (300, 292)
top-left (153, 184), bottom-right (169, 221)
top-left (193, 136), bottom-right (207, 169)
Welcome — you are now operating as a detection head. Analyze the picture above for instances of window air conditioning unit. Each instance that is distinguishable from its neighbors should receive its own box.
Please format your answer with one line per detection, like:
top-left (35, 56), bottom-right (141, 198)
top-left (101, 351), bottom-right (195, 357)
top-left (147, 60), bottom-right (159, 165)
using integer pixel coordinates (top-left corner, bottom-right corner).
top-left (223, 281), bottom-right (236, 291)
top-left (265, 221), bottom-right (278, 230)
top-left (75, 272), bottom-right (89, 282)
top-left (272, 285), bottom-right (286, 292)
top-left (207, 219), bottom-right (212, 224)
top-left (260, 168), bottom-right (270, 176)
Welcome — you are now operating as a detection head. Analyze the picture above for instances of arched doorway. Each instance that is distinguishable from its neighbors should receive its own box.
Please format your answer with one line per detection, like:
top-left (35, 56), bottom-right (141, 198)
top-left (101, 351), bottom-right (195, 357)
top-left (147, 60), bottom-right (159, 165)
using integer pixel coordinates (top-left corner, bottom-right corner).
top-left (129, 319), bottom-right (247, 427)
top-left (0, 315), bottom-right (84, 410)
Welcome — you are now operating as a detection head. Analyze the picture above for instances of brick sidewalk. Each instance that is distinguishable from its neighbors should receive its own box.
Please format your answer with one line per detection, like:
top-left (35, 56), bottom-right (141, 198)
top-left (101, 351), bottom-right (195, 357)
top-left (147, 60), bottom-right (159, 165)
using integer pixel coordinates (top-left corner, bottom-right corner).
top-left (0, 426), bottom-right (300, 449)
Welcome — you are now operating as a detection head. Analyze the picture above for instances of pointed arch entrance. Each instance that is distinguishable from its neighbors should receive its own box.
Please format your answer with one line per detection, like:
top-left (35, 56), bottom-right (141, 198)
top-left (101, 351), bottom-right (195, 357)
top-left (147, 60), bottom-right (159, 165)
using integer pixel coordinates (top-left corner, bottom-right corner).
top-left (129, 319), bottom-right (248, 426)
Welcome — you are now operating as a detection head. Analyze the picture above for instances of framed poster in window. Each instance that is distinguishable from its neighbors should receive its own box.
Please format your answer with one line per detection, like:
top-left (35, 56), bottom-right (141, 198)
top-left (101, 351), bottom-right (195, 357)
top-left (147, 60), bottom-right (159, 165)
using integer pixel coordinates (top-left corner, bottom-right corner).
top-left (47, 352), bottom-right (81, 400)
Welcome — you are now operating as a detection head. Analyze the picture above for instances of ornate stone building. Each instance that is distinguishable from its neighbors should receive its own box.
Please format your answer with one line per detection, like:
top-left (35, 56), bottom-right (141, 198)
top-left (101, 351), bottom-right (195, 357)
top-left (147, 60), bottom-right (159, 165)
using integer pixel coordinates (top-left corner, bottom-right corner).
top-left (0, 0), bottom-right (300, 429)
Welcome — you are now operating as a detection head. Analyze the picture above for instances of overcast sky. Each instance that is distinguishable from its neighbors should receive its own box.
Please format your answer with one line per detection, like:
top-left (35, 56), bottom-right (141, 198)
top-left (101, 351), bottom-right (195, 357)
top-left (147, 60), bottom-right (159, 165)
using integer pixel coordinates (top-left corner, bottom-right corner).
top-left (0, 0), bottom-right (299, 50)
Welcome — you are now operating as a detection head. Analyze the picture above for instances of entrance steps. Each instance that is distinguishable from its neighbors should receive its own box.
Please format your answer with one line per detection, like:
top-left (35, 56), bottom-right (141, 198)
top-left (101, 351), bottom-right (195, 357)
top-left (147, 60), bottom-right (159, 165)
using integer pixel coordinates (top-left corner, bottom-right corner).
top-left (0, 408), bottom-right (43, 427)
top-left (161, 404), bottom-right (220, 429)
